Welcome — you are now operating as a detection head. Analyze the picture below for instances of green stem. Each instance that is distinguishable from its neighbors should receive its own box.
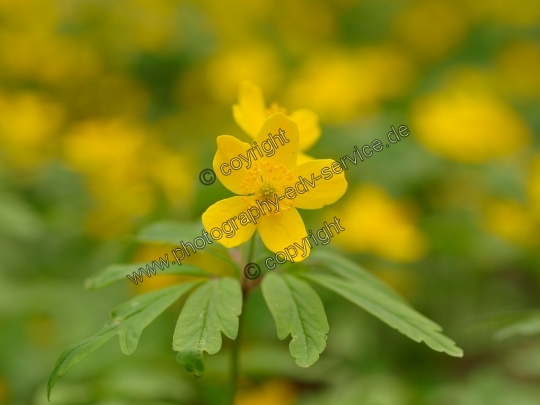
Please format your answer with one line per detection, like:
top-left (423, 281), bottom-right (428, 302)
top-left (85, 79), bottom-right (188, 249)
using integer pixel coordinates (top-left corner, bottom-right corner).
top-left (228, 293), bottom-right (244, 405)
top-left (246, 235), bottom-right (256, 269)
top-left (227, 237), bottom-right (256, 405)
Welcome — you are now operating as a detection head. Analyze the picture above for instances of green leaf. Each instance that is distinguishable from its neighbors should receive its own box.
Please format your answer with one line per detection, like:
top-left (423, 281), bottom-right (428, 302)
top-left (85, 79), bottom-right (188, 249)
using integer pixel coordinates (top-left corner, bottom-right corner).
top-left (85, 263), bottom-right (144, 289)
top-left (85, 262), bottom-right (211, 289)
top-left (111, 282), bottom-right (199, 355)
top-left (48, 283), bottom-right (197, 399)
top-left (137, 221), bottom-right (203, 244)
top-left (136, 220), bottom-right (237, 270)
top-left (262, 273), bottom-right (329, 367)
top-left (173, 278), bottom-right (242, 377)
top-left (304, 272), bottom-right (463, 357)
top-left (494, 312), bottom-right (540, 341)
top-left (306, 249), bottom-right (408, 303)
top-left (48, 322), bottom-right (117, 400)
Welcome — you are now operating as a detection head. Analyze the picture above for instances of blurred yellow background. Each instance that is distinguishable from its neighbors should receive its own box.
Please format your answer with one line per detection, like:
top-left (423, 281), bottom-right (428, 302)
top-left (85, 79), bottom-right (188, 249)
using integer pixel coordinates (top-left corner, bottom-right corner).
top-left (1, 0), bottom-right (539, 404)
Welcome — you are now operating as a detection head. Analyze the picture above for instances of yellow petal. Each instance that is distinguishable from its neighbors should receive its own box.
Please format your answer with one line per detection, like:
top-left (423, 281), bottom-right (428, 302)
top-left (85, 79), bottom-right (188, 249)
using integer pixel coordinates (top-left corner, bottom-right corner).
top-left (202, 196), bottom-right (257, 248)
top-left (291, 159), bottom-right (348, 209)
top-left (254, 113), bottom-right (299, 169)
top-left (212, 135), bottom-right (252, 195)
top-left (289, 109), bottom-right (321, 151)
top-left (296, 152), bottom-right (314, 165)
top-left (257, 208), bottom-right (310, 262)
top-left (232, 80), bottom-right (267, 138)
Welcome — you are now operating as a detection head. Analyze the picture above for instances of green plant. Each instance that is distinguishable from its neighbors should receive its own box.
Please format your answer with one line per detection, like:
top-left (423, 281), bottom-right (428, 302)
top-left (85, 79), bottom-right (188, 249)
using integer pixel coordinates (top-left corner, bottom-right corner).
top-left (48, 220), bottom-right (462, 403)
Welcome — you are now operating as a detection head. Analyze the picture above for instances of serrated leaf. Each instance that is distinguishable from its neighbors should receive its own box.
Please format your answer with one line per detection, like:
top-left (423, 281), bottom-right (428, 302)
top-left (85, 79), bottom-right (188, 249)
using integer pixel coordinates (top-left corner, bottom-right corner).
top-left (262, 273), bottom-right (328, 367)
top-left (136, 221), bottom-right (236, 270)
top-left (173, 278), bottom-right (242, 377)
top-left (494, 312), bottom-right (540, 341)
top-left (85, 263), bottom-right (145, 289)
top-left (85, 262), bottom-right (210, 290)
top-left (112, 282), bottom-right (199, 355)
top-left (304, 272), bottom-right (462, 357)
top-left (48, 283), bottom-right (197, 399)
top-left (48, 322), bottom-right (117, 400)
top-left (306, 249), bottom-right (408, 303)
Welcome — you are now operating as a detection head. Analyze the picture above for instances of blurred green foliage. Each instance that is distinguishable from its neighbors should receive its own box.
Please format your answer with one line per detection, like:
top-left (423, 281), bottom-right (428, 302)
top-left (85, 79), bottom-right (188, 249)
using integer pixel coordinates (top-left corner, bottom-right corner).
top-left (1, 0), bottom-right (540, 404)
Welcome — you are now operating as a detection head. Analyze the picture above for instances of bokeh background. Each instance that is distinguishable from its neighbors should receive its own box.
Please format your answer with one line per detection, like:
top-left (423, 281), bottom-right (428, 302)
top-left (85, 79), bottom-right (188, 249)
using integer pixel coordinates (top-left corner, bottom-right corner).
top-left (1, 0), bottom-right (540, 404)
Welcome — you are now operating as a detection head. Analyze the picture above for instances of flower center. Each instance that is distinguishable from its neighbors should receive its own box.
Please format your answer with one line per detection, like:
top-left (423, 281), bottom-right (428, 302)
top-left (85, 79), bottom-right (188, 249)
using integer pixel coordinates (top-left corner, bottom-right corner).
top-left (241, 161), bottom-right (295, 213)
top-left (261, 183), bottom-right (275, 197)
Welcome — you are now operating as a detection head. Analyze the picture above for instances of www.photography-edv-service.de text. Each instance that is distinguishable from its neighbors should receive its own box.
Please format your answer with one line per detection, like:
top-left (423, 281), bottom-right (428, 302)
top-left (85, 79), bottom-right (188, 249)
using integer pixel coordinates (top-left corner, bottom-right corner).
top-left (128, 124), bottom-right (411, 284)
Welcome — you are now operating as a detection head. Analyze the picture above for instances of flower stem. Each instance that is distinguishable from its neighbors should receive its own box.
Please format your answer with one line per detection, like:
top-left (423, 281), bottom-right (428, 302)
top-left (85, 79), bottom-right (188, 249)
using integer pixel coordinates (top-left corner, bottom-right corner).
top-left (228, 296), bottom-right (243, 405)
top-left (246, 235), bottom-right (256, 267)
top-left (227, 236), bottom-right (256, 405)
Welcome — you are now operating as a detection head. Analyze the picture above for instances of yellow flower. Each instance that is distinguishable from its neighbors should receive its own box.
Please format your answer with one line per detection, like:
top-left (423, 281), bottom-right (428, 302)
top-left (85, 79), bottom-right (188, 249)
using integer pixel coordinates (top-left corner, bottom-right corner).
top-left (233, 80), bottom-right (321, 164)
top-left (235, 379), bottom-right (297, 405)
top-left (207, 46), bottom-right (283, 105)
top-left (63, 119), bottom-right (192, 237)
top-left (0, 91), bottom-right (64, 169)
top-left (285, 47), bottom-right (415, 122)
top-left (202, 113), bottom-right (347, 260)
top-left (484, 199), bottom-right (538, 247)
top-left (483, 155), bottom-right (540, 247)
top-left (334, 184), bottom-right (427, 262)
top-left (411, 71), bottom-right (531, 163)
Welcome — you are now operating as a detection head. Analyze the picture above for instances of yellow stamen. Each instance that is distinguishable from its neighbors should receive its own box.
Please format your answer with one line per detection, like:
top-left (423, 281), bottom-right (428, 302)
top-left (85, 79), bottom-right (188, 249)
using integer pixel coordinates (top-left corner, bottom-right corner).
top-left (240, 161), bottom-right (295, 213)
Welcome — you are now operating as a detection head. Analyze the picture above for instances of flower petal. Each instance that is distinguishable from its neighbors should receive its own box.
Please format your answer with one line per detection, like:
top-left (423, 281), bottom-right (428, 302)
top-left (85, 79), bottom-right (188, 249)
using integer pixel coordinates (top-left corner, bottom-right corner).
top-left (257, 208), bottom-right (310, 262)
top-left (289, 109), bottom-right (321, 151)
top-left (292, 159), bottom-right (348, 209)
top-left (232, 80), bottom-right (267, 138)
top-left (212, 135), bottom-right (252, 195)
top-left (297, 152), bottom-right (314, 165)
top-left (254, 112), bottom-right (299, 169)
top-left (202, 196), bottom-right (257, 248)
